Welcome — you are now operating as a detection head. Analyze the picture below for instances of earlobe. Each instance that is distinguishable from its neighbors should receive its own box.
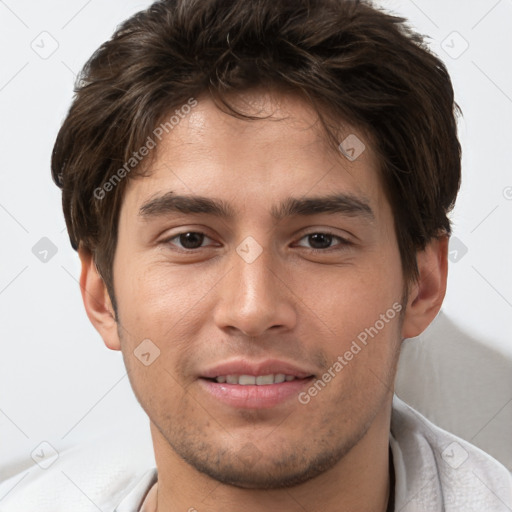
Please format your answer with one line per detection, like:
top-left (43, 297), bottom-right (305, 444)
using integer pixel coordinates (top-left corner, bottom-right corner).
top-left (78, 246), bottom-right (121, 351)
top-left (401, 235), bottom-right (449, 339)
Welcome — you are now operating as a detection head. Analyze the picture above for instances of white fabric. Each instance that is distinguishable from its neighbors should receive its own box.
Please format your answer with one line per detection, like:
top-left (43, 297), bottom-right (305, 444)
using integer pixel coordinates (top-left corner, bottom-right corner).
top-left (0, 425), bottom-right (156, 512)
top-left (390, 396), bottom-right (512, 511)
top-left (114, 469), bottom-right (157, 512)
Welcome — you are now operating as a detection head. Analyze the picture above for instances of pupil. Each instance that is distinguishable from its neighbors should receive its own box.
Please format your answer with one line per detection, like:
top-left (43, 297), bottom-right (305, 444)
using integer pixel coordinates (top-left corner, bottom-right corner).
top-left (180, 232), bottom-right (204, 249)
top-left (309, 233), bottom-right (332, 249)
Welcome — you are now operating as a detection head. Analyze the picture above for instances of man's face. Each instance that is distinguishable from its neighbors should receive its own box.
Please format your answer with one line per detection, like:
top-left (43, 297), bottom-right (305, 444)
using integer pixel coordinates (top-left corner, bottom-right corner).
top-left (112, 91), bottom-right (405, 488)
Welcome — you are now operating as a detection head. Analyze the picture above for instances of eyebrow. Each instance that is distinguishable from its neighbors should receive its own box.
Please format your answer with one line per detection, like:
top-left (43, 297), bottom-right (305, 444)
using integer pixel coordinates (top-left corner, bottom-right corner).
top-left (138, 191), bottom-right (374, 222)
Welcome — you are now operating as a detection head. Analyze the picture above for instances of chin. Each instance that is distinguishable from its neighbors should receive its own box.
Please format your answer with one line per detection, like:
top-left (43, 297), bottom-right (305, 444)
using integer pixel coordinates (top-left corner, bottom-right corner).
top-left (174, 437), bottom-right (356, 490)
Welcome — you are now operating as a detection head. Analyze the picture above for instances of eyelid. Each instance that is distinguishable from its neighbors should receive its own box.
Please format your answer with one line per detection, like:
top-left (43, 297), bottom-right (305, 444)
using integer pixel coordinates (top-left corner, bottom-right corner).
top-left (298, 228), bottom-right (352, 239)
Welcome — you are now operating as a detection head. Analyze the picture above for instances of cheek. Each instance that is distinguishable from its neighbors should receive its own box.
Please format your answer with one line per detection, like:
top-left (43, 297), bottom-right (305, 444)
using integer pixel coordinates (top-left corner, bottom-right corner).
top-left (298, 255), bottom-right (404, 400)
top-left (116, 258), bottom-right (210, 327)
top-left (115, 259), bottom-right (223, 389)
top-left (304, 259), bottom-right (402, 334)
top-left (114, 261), bottom-right (201, 413)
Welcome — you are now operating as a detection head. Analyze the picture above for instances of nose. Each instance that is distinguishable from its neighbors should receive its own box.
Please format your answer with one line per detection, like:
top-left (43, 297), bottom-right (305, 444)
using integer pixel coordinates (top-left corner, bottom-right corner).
top-left (213, 243), bottom-right (297, 338)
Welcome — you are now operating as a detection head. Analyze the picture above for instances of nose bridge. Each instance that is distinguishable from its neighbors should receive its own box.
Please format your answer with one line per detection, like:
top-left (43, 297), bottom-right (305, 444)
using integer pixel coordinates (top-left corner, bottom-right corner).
top-left (213, 239), bottom-right (295, 337)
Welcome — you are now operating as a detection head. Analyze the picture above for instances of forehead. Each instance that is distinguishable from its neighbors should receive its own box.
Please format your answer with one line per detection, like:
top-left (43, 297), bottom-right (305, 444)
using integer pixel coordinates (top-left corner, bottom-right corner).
top-left (123, 90), bottom-right (389, 222)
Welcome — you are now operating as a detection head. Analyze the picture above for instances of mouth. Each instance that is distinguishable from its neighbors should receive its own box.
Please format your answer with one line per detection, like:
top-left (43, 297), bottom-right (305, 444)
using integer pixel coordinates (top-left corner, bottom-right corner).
top-left (198, 360), bottom-right (316, 409)
top-left (204, 374), bottom-right (303, 385)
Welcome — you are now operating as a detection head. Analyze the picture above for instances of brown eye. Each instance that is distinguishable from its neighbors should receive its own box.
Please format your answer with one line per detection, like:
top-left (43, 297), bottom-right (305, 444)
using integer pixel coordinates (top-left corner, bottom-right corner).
top-left (296, 232), bottom-right (351, 252)
top-left (307, 233), bottom-right (334, 250)
top-left (167, 232), bottom-right (210, 250)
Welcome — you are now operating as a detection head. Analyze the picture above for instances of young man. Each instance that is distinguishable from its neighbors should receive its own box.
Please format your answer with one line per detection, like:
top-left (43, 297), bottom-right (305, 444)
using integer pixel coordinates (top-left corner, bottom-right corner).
top-left (52, 0), bottom-right (512, 510)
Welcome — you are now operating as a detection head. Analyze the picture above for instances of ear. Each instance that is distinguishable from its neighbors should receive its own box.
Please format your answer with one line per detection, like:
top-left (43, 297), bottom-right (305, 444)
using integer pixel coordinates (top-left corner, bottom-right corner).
top-left (78, 246), bottom-right (121, 351)
top-left (401, 235), bottom-right (449, 339)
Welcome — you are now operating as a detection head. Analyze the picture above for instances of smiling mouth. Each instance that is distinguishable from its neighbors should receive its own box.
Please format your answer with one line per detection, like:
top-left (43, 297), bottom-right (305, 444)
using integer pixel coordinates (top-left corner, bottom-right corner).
top-left (199, 371), bottom-right (315, 409)
top-left (203, 374), bottom-right (311, 385)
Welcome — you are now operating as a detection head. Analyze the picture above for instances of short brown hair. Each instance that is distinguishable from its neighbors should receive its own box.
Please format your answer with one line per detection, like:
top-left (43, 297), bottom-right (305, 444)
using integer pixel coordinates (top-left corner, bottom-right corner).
top-left (52, 0), bottom-right (461, 315)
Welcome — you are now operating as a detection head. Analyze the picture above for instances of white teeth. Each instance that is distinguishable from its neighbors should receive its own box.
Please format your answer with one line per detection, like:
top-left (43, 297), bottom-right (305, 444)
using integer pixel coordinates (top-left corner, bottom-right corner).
top-left (215, 374), bottom-right (297, 385)
top-left (239, 375), bottom-right (256, 385)
top-left (256, 374), bottom-right (274, 385)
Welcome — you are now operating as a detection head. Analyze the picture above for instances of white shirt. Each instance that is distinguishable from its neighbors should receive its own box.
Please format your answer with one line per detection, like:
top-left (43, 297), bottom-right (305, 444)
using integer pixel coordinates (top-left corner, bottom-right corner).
top-left (113, 396), bottom-right (512, 511)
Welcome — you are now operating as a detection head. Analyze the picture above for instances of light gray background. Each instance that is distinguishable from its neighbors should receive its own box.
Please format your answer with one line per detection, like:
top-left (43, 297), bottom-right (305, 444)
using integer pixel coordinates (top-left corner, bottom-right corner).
top-left (1, 0), bottom-right (511, 495)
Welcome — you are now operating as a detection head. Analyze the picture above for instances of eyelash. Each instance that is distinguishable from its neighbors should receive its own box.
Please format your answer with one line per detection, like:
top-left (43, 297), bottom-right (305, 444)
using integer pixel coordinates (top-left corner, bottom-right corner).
top-left (162, 230), bottom-right (352, 253)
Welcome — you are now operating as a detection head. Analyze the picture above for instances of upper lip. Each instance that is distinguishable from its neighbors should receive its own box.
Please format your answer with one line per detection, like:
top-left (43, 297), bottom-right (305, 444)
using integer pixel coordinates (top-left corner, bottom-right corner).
top-left (200, 359), bottom-right (316, 379)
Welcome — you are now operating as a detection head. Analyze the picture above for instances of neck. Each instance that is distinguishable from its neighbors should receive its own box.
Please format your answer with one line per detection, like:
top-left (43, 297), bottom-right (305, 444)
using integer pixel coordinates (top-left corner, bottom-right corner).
top-left (149, 401), bottom-right (392, 512)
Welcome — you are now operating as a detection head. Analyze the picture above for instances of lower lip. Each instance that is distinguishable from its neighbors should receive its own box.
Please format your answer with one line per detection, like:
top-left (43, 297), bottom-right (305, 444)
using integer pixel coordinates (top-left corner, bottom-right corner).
top-left (198, 378), bottom-right (313, 409)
